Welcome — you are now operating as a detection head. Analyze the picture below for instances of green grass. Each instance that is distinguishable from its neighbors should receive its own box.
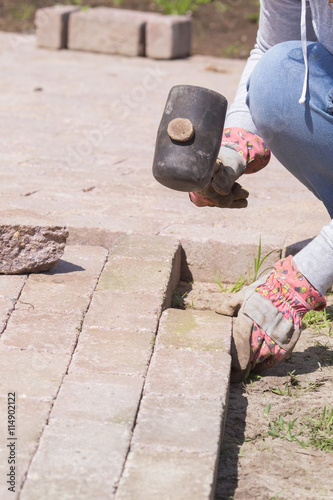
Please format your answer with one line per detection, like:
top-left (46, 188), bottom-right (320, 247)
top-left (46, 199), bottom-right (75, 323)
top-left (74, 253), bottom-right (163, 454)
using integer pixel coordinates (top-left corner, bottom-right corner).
top-left (271, 371), bottom-right (326, 397)
top-left (215, 236), bottom-right (278, 293)
top-left (10, 3), bottom-right (35, 20)
top-left (153, 0), bottom-right (211, 15)
top-left (302, 307), bottom-right (333, 336)
top-left (264, 403), bottom-right (333, 453)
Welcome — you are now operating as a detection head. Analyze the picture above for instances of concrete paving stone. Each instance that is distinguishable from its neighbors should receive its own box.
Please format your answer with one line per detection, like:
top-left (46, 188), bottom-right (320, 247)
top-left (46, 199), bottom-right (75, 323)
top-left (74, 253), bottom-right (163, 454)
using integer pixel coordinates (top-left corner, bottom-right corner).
top-left (165, 229), bottom-right (281, 283)
top-left (0, 347), bottom-right (70, 400)
top-left (97, 258), bottom-right (176, 303)
top-left (0, 309), bottom-right (82, 353)
top-left (0, 275), bottom-right (26, 335)
top-left (115, 448), bottom-right (216, 500)
top-left (68, 7), bottom-right (147, 57)
top-left (0, 297), bottom-right (17, 336)
top-left (71, 327), bottom-right (155, 376)
top-left (35, 6), bottom-right (79, 50)
top-left (144, 347), bottom-right (231, 399)
top-left (146, 15), bottom-right (192, 60)
top-left (0, 275), bottom-right (26, 299)
top-left (21, 419), bottom-right (131, 500)
top-left (0, 396), bottom-right (51, 499)
top-left (110, 233), bottom-right (181, 263)
top-left (50, 371), bottom-right (144, 426)
top-left (15, 276), bottom-right (96, 314)
top-left (0, 395), bottom-right (50, 457)
top-left (156, 308), bottom-right (231, 352)
top-left (132, 394), bottom-right (225, 454)
top-left (46, 245), bottom-right (108, 277)
top-left (84, 290), bottom-right (161, 333)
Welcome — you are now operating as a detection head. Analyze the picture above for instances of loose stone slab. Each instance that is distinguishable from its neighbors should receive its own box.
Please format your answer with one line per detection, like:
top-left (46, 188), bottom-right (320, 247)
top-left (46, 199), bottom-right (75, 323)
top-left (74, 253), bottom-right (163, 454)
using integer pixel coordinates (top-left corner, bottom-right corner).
top-left (0, 211), bottom-right (68, 274)
top-left (146, 15), bottom-right (192, 59)
top-left (68, 7), bottom-right (150, 56)
top-left (35, 5), bottom-right (79, 50)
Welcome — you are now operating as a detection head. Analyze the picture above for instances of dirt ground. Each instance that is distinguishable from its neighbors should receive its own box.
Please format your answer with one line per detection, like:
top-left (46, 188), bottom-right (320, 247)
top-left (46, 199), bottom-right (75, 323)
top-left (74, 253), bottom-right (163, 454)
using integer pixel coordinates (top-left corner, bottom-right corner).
top-left (0, 0), bottom-right (259, 58)
top-left (176, 282), bottom-right (333, 500)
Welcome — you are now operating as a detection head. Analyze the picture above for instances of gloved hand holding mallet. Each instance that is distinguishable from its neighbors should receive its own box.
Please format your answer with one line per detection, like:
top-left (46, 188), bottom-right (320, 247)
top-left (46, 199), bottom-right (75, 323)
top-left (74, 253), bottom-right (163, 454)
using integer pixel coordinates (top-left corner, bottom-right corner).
top-left (153, 61), bottom-right (333, 382)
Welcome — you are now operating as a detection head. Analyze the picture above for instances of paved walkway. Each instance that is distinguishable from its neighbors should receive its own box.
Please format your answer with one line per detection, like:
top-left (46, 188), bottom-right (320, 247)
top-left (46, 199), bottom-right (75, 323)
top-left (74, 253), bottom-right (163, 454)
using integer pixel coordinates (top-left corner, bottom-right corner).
top-left (0, 32), bottom-right (330, 499)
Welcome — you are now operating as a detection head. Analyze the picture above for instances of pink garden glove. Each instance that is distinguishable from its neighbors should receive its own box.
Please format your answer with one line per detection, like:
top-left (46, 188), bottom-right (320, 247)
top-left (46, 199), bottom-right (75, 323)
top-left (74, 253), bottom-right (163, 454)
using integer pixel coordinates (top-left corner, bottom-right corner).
top-left (216, 256), bottom-right (326, 382)
top-left (190, 127), bottom-right (271, 208)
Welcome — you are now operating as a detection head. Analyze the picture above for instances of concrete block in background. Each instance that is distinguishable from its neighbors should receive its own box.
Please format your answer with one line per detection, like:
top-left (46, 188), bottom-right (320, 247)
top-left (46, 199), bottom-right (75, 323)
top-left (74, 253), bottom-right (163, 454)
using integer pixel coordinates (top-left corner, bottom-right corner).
top-left (68, 7), bottom-right (149, 57)
top-left (35, 5), bottom-right (79, 50)
top-left (146, 15), bottom-right (192, 59)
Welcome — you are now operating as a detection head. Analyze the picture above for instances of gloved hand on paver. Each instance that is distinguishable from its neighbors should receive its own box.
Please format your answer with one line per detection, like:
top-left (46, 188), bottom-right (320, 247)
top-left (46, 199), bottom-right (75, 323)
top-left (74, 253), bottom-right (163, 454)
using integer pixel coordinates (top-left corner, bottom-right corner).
top-left (189, 128), bottom-right (270, 209)
top-left (216, 255), bottom-right (327, 382)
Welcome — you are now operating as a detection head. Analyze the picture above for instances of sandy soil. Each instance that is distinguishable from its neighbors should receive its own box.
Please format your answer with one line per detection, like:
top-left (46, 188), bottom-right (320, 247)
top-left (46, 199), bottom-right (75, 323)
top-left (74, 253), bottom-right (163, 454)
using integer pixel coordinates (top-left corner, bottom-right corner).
top-left (176, 282), bottom-right (333, 500)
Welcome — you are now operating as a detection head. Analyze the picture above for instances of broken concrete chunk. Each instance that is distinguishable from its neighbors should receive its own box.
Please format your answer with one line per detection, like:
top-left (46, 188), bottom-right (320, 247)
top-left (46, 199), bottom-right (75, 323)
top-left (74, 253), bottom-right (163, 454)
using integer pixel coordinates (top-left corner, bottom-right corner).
top-left (0, 211), bottom-right (68, 274)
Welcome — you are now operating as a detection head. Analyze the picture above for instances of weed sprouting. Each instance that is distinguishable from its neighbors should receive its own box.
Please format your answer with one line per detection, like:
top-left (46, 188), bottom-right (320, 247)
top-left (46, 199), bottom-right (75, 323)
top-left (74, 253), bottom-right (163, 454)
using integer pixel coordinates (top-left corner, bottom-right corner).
top-left (302, 307), bottom-right (333, 336)
top-left (303, 405), bottom-right (333, 453)
top-left (153, 0), bottom-right (210, 15)
top-left (215, 236), bottom-right (278, 293)
top-left (271, 371), bottom-right (326, 397)
top-left (264, 404), bottom-right (333, 453)
top-left (171, 282), bottom-right (193, 309)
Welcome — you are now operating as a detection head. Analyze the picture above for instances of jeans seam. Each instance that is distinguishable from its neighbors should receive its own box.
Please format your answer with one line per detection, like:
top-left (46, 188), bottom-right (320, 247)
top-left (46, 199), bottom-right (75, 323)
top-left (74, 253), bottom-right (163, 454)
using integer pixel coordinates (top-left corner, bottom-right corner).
top-left (327, 89), bottom-right (333, 115)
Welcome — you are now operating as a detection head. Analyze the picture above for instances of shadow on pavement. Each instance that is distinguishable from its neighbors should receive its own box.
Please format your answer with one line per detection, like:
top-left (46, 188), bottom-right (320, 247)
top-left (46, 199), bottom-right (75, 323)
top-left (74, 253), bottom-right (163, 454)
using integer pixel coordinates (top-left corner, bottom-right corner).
top-left (215, 384), bottom-right (248, 499)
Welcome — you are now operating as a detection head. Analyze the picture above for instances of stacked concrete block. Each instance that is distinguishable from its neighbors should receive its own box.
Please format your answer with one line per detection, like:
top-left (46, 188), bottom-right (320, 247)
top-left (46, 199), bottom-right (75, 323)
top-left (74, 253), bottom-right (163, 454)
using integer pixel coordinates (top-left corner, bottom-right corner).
top-left (35, 5), bottom-right (192, 59)
top-left (35, 5), bottom-right (79, 50)
top-left (68, 7), bottom-right (148, 57)
top-left (146, 15), bottom-right (192, 59)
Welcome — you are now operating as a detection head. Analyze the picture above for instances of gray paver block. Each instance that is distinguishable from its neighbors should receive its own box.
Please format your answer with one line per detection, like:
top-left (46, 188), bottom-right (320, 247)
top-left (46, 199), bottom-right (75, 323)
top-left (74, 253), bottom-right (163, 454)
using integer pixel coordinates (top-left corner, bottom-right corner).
top-left (50, 372), bottom-right (144, 426)
top-left (97, 240), bottom-right (180, 308)
top-left (97, 259), bottom-right (171, 293)
top-left (1, 309), bottom-right (82, 352)
top-left (35, 6), bottom-right (79, 49)
top-left (48, 245), bottom-right (108, 277)
top-left (68, 7), bottom-right (147, 56)
top-left (145, 340), bottom-right (230, 399)
top-left (70, 327), bottom-right (155, 376)
top-left (0, 396), bottom-right (50, 456)
top-left (16, 277), bottom-right (95, 314)
top-left (177, 235), bottom-right (280, 283)
top-left (0, 397), bottom-right (50, 500)
top-left (0, 347), bottom-right (70, 400)
top-left (156, 308), bottom-right (231, 352)
top-left (146, 15), bottom-right (192, 59)
top-left (115, 448), bottom-right (216, 500)
top-left (0, 275), bottom-right (26, 298)
top-left (110, 234), bottom-right (181, 262)
top-left (145, 309), bottom-right (231, 400)
top-left (132, 394), bottom-right (225, 454)
top-left (84, 290), bottom-right (161, 333)
top-left (0, 275), bottom-right (26, 333)
top-left (21, 420), bottom-right (131, 500)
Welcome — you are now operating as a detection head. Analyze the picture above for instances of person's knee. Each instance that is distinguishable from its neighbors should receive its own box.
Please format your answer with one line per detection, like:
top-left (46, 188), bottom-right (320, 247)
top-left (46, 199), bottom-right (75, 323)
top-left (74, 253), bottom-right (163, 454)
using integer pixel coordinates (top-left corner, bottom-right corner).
top-left (246, 41), bottom-right (304, 140)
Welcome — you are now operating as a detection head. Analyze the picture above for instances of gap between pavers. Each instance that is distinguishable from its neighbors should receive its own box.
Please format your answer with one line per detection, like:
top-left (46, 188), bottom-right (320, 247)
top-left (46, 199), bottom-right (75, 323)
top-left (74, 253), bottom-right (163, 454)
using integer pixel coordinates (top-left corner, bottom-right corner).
top-left (18, 234), bottom-right (182, 499)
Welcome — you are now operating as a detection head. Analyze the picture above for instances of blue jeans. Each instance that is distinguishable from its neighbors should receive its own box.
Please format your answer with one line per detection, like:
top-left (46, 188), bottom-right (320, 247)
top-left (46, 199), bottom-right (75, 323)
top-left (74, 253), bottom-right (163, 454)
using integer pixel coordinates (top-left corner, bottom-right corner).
top-left (246, 41), bottom-right (333, 216)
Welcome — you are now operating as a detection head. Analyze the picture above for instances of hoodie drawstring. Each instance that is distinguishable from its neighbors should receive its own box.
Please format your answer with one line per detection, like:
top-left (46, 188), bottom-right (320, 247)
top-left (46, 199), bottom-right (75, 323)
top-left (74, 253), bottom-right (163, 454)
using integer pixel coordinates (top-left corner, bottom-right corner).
top-left (299, 0), bottom-right (308, 104)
